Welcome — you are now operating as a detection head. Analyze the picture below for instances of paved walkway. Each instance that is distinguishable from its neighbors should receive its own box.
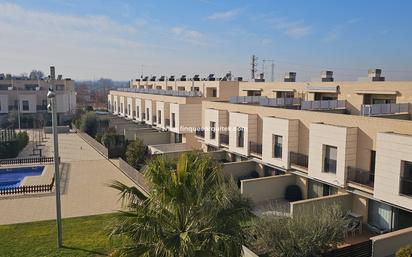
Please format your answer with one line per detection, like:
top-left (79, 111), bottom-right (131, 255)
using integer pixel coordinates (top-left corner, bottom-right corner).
top-left (0, 133), bottom-right (135, 225)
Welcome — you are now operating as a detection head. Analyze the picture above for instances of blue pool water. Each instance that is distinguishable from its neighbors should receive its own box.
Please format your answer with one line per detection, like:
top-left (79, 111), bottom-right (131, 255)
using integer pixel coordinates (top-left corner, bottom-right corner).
top-left (0, 166), bottom-right (45, 189)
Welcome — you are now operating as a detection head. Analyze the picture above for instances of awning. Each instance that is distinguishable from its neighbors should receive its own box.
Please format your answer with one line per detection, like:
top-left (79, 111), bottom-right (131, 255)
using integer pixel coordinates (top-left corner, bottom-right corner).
top-left (355, 90), bottom-right (398, 95)
top-left (241, 88), bottom-right (262, 91)
top-left (305, 86), bottom-right (339, 93)
top-left (271, 88), bottom-right (295, 92)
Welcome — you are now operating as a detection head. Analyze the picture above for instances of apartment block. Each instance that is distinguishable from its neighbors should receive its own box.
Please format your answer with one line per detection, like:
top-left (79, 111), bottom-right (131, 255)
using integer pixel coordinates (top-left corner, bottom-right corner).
top-left (0, 77), bottom-right (76, 125)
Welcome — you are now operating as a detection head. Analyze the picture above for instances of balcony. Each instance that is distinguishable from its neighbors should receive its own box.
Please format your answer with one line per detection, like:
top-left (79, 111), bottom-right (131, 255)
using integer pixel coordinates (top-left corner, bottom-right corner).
top-left (301, 100), bottom-right (346, 111)
top-left (347, 167), bottom-right (375, 189)
top-left (289, 152), bottom-right (308, 171)
top-left (229, 96), bottom-right (300, 108)
top-left (117, 88), bottom-right (202, 97)
top-left (195, 128), bottom-right (205, 138)
top-left (249, 141), bottom-right (262, 156)
top-left (220, 133), bottom-right (229, 145)
top-left (360, 103), bottom-right (409, 116)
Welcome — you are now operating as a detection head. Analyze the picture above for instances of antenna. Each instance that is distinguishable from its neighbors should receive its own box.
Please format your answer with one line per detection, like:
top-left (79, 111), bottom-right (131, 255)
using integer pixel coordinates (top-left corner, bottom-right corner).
top-left (262, 59), bottom-right (275, 82)
top-left (251, 55), bottom-right (258, 80)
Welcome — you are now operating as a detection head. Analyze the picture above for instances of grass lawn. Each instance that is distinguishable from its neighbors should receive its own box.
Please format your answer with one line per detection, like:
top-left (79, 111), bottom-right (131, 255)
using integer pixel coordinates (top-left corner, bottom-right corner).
top-left (0, 213), bottom-right (123, 257)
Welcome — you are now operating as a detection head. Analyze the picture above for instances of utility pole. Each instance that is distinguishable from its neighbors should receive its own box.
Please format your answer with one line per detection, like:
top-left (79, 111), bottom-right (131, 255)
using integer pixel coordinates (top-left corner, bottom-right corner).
top-left (47, 66), bottom-right (63, 248)
top-left (251, 55), bottom-right (258, 81)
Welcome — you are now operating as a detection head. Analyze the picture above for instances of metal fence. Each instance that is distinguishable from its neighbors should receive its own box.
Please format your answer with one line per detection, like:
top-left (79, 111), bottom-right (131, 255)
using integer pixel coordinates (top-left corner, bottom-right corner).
top-left (0, 157), bottom-right (54, 166)
top-left (117, 88), bottom-right (203, 97)
top-left (361, 103), bottom-right (409, 116)
top-left (301, 100), bottom-right (346, 110)
top-left (0, 177), bottom-right (54, 196)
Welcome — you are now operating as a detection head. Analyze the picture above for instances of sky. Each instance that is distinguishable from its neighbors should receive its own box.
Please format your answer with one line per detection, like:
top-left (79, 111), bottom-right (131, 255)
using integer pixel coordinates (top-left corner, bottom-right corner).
top-left (0, 0), bottom-right (411, 81)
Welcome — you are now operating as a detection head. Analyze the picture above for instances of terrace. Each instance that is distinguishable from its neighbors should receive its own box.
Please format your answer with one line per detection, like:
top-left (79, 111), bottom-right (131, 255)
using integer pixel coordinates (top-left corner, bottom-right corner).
top-left (360, 103), bottom-right (409, 116)
top-left (116, 87), bottom-right (203, 97)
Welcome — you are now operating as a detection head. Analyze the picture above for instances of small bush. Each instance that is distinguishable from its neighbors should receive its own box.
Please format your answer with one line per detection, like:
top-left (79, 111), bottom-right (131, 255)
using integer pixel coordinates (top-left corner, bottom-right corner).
top-left (125, 138), bottom-right (148, 169)
top-left (16, 131), bottom-right (29, 149)
top-left (396, 244), bottom-right (412, 257)
top-left (80, 112), bottom-right (98, 137)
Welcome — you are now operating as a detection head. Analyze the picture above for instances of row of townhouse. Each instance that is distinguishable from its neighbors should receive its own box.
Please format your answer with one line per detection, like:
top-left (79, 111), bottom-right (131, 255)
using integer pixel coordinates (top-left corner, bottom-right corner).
top-left (0, 77), bottom-right (76, 125)
top-left (108, 70), bottom-right (412, 256)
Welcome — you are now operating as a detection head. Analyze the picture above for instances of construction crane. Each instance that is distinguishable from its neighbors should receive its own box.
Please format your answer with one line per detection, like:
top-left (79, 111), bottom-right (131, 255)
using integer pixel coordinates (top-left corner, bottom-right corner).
top-left (262, 59), bottom-right (275, 82)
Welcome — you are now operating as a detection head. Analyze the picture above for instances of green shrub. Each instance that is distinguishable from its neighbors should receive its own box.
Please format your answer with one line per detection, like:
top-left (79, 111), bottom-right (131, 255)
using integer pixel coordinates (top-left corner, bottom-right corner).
top-left (396, 244), bottom-right (412, 257)
top-left (16, 131), bottom-right (29, 149)
top-left (125, 138), bottom-right (148, 169)
top-left (0, 131), bottom-right (29, 158)
top-left (80, 112), bottom-right (98, 137)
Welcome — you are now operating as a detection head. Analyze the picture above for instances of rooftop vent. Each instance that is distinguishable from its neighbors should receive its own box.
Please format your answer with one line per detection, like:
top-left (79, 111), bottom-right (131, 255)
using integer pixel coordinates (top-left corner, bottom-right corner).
top-left (159, 76), bottom-right (165, 81)
top-left (193, 74), bottom-right (200, 81)
top-left (169, 75), bottom-right (175, 81)
top-left (207, 74), bottom-right (215, 81)
top-left (150, 76), bottom-right (156, 81)
top-left (368, 69), bottom-right (385, 81)
top-left (254, 73), bottom-right (265, 82)
top-left (321, 70), bottom-right (334, 82)
top-left (284, 72), bottom-right (296, 82)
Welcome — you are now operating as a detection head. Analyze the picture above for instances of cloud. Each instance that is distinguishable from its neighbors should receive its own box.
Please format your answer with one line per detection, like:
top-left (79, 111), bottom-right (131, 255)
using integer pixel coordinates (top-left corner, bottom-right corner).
top-left (270, 18), bottom-right (312, 38)
top-left (207, 8), bottom-right (243, 21)
top-left (323, 18), bottom-right (360, 43)
top-left (170, 26), bottom-right (207, 45)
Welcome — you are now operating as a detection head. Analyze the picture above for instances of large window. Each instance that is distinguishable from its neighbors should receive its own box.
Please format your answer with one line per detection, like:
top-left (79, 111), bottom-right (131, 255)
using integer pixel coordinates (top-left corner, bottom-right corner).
top-left (237, 127), bottom-right (244, 148)
top-left (273, 135), bottom-right (283, 158)
top-left (323, 145), bottom-right (337, 173)
top-left (158, 110), bottom-right (162, 124)
top-left (22, 100), bottom-right (29, 111)
top-left (400, 161), bottom-right (412, 197)
top-left (210, 121), bottom-right (216, 140)
top-left (171, 113), bottom-right (176, 128)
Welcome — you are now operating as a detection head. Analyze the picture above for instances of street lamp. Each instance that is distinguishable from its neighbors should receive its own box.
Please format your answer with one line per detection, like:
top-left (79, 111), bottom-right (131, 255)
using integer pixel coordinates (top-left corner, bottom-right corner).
top-left (47, 66), bottom-right (63, 248)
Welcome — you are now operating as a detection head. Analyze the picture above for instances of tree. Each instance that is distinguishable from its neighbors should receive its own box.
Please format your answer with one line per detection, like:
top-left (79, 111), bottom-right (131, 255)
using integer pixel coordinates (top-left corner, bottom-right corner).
top-left (80, 112), bottom-right (97, 137)
top-left (29, 70), bottom-right (44, 80)
top-left (397, 245), bottom-right (412, 257)
top-left (246, 205), bottom-right (350, 257)
top-left (125, 138), bottom-right (148, 169)
top-left (109, 152), bottom-right (252, 257)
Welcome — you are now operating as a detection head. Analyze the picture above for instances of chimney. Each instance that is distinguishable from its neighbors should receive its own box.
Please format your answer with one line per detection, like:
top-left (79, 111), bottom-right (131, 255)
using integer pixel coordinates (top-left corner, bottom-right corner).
top-left (321, 70), bottom-right (333, 82)
top-left (284, 72), bottom-right (296, 82)
top-left (368, 69), bottom-right (385, 81)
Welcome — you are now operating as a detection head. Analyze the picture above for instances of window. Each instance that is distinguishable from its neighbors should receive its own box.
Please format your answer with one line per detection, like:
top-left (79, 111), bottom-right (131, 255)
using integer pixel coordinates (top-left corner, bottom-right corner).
top-left (276, 91), bottom-right (294, 98)
top-left (56, 85), bottom-right (65, 91)
top-left (400, 161), bottom-right (412, 197)
top-left (247, 90), bottom-right (261, 96)
top-left (237, 127), bottom-right (244, 148)
top-left (128, 104), bottom-right (131, 115)
top-left (174, 133), bottom-right (182, 143)
top-left (146, 108), bottom-right (149, 120)
top-left (136, 106), bottom-right (140, 118)
top-left (171, 113), bottom-right (176, 128)
top-left (323, 145), bottom-right (337, 173)
top-left (120, 103), bottom-right (123, 113)
top-left (273, 135), bottom-right (283, 158)
top-left (210, 121), bottom-right (216, 139)
top-left (177, 86), bottom-right (185, 91)
top-left (167, 86), bottom-right (173, 90)
top-left (22, 100), bottom-right (29, 111)
top-left (156, 86), bottom-right (162, 89)
top-left (194, 87), bottom-right (200, 91)
top-left (158, 110), bottom-right (162, 124)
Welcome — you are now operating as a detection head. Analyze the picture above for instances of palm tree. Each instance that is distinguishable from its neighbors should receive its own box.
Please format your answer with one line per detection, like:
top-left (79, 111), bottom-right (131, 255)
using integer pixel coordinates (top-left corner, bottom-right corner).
top-left (110, 152), bottom-right (252, 257)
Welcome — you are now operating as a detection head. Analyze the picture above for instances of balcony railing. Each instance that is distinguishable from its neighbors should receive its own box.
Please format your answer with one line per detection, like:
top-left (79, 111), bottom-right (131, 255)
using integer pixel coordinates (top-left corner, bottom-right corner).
top-left (289, 152), bottom-right (308, 169)
top-left (117, 88), bottom-right (203, 97)
top-left (165, 118), bottom-right (170, 127)
top-left (361, 103), bottom-right (409, 116)
top-left (249, 141), bottom-right (262, 155)
top-left (347, 167), bottom-right (375, 188)
top-left (301, 100), bottom-right (346, 110)
top-left (229, 96), bottom-right (300, 108)
top-left (195, 128), bottom-right (205, 138)
top-left (220, 133), bottom-right (229, 145)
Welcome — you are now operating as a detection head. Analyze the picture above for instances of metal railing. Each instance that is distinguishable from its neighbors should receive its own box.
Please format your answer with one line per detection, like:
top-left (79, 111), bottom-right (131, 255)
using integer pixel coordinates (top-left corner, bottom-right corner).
top-left (249, 141), bottom-right (262, 155)
top-left (117, 88), bottom-right (203, 97)
top-left (220, 133), bottom-right (229, 145)
top-left (289, 152), bottom-right (308, 169)
top-left (260, 97), bottom-right (301, 107)
top-left (0, 157), bottom-right (54, 166)
top-left (347, 166), bottom-right (375, 188)
top-left (301, 100), bottom-right (346, 110)
top-left (361, 103), bottom-right (409, 116)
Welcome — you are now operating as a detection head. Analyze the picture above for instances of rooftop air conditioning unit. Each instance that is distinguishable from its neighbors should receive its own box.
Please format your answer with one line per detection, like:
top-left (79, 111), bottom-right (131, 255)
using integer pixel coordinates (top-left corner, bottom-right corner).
top-left (284, 72), bottom-right (296, 82)
top-left (207, 74), bottom-right (215, 81)
top-left (321, 71), bottom-right (334, 82)
top-left (169, 75), bottom-right (175, 81)
top-left (57, 75), bottom-right (63, 80)
top-left (193, 75), bottom-right (200, 81)
top-left (368, 69), bottom-right (385, 81)
top-left (150, 76), bottom-right (156, 81)
top-left (254, 73), bottom-right (265, 82)
top-left (180, 75), bottom-right (187, 81)
top-left (159, 76), bottom-right (165, 81)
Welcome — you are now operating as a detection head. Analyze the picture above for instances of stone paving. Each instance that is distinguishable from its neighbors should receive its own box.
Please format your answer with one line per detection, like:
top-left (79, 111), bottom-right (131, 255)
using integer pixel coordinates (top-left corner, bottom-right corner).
top-left (0, 132), bottom-right (135, 225)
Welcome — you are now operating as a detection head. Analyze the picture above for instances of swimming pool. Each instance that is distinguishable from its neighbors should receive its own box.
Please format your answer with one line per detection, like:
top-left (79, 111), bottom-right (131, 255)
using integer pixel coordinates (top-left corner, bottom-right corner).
top-left (0, 166), bottom-right (45, 189)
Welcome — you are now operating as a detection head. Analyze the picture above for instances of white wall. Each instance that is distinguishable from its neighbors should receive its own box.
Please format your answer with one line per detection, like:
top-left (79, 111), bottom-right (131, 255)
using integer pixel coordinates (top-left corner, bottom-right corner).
top-left (262, 117), bottom-right (299, 169)
top-left (308, 123), bottom-right (358, 188)
top-left (0, 95), bottom-right (8, 113)
top-left (228, 112), bottom-right (257, 156)
top-left (374, 132), bottom-right (412, 211)
top-left (19, 94), bottom-right (37, 113)
top-left (126, 97), bottom-right (134, 119)
top-left (119, 96), bottom-right (126, 116)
